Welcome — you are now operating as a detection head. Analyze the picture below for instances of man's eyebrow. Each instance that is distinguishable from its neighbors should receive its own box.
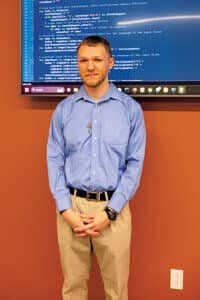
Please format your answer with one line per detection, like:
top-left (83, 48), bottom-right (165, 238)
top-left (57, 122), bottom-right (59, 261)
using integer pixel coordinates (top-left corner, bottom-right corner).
top-left (78, 56), bottom-right (89, 59)
top-left (78, 56), bottom-right (104, 59)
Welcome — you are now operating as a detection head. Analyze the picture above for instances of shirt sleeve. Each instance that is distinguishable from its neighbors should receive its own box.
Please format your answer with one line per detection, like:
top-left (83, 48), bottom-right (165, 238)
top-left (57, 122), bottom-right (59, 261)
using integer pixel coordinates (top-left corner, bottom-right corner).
top-left (47, 104), bottom-right (72, 212)
top-left (108, 102), bottom-right (146, 213)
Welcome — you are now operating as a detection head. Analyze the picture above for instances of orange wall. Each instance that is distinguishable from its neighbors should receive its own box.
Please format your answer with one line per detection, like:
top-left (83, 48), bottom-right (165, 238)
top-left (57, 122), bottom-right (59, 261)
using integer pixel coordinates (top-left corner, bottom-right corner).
top-left (1, 2), bottom-right (200, 299)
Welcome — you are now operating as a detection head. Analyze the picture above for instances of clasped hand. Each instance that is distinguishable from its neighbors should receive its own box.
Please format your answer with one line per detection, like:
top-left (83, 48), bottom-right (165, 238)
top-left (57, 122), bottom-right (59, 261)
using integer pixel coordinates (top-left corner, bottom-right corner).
top-left (62, 209), bottom-right (110, 238)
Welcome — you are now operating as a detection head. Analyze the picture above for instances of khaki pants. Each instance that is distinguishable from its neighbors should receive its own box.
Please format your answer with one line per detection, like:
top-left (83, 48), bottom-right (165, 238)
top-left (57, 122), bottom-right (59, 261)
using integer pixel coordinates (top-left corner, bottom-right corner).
top-left (56, 195), bottom-right (132, 300)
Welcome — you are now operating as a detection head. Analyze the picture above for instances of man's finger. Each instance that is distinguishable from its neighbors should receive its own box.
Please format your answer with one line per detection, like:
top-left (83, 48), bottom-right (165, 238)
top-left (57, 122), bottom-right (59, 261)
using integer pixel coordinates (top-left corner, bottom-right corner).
top-left (86, 229), bottom-right (100, 238)
top-left (80, 216), bottom-right (94, 224)
top-left (75, 232), bottom-right (87, 237)
top-left (74, 223), bottom-right (95, 232)
top-left (80, 213), bottom-right (94, 219)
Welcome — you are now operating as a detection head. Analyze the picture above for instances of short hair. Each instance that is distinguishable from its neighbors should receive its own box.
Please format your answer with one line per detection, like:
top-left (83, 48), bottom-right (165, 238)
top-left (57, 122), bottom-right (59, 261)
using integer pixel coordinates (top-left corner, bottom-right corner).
top-left (77, 35), bottom-right (112, 57)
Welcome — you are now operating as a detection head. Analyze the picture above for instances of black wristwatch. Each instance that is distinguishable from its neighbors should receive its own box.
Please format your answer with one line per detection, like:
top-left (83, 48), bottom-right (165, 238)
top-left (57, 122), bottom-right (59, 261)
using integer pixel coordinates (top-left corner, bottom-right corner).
top-left (104, 206), bottom-right (118, 221)
top-left (60, 209), bottom-right (68, 214)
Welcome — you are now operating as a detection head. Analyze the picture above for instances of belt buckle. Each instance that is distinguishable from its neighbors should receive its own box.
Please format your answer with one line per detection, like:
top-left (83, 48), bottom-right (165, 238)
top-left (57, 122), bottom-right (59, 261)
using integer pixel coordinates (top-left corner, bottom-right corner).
top-left (86, 191), bottom-right (101, 201)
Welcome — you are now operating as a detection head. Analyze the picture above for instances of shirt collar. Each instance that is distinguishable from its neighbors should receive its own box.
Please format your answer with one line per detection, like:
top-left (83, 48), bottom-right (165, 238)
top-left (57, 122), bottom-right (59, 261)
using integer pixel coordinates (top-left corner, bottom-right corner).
top-left (72, 83), bottom-right (124, 103)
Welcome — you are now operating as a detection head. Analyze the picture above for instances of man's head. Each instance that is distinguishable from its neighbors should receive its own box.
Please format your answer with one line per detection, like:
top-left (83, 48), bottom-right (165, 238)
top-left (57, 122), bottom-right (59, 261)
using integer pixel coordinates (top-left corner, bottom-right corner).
top-left (77, 35), bottom-right (112, 58)
top-left (77, 36), bottom-right (114, 91)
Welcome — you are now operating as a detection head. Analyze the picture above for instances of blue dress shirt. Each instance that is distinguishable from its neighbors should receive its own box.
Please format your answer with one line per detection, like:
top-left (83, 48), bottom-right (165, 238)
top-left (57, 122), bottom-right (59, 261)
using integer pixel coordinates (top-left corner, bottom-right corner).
top-left (47, 83), bottom-right (146, 213)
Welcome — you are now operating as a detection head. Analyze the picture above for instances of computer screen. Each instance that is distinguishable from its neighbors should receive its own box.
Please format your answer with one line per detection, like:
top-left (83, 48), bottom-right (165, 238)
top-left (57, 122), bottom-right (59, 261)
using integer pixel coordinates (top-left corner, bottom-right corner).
top-left (21, 0), bottom-right (200, 97)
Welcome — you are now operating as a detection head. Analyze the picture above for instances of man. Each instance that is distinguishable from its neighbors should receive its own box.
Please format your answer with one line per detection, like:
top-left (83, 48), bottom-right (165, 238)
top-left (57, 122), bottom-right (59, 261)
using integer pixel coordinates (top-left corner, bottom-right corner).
top-left (47, 35), bottom-right (146, 300)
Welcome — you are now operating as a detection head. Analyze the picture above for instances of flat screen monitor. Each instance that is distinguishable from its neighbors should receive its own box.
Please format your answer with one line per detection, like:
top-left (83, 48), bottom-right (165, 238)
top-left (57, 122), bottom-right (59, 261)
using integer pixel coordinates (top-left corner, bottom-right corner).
top-left (21, 0), bottom-right (200, 97)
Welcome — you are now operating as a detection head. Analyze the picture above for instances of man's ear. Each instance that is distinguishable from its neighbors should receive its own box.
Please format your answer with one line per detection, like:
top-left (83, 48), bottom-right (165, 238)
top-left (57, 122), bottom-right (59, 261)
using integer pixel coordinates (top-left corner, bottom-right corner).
top-left (109, 57), bottom-right (115, 69)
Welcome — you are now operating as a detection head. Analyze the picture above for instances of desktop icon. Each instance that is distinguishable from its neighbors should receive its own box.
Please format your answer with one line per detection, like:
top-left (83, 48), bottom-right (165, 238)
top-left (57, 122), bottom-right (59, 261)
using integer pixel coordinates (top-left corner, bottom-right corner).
top-left (147, 87), bottom-right (153, 93)
top-left (124, 87), bottom-right (131, 94)
top-left (163, 87), bottom-right (169, 94)
top-left (132, 87), bottom-right (138, 93)
top-left (171, 87), bottom-right (177, 93)
top-left (178, 86), bottom-right (186, 94)
top-left (57, 87), bottom-right (65, 93)
top-left (140, 87), bottom-right (145, 93)
top-left (155, 86), bottom-right (162, 93)
top-left (66, 87), bottom-right (71, 93)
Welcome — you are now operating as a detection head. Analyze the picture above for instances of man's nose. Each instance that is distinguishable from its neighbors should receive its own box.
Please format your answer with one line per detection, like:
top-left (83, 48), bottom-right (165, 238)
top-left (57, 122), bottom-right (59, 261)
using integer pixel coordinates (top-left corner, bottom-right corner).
top-left (87, 60), bottom-right (95, 70)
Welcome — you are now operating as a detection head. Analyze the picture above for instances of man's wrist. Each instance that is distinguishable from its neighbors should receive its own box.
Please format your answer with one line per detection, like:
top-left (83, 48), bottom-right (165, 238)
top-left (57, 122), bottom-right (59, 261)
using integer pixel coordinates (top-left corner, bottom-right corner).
top-left (60, 208), bottom-right (71, 214)
top-left (104, 206), bottom-right (118, 221)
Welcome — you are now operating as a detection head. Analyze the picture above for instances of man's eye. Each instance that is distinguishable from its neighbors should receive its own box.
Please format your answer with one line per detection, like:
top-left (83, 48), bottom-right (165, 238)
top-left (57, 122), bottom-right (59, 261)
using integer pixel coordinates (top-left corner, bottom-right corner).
top-left (79, 59), bottom-right (88, 63)
top-left (94, 58), bottom-right (102, 62)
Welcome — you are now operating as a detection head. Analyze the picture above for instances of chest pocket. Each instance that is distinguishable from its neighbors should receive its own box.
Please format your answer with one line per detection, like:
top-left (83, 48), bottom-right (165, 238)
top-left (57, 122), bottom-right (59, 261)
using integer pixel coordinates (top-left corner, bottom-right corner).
top-left (101, 110), bottom-right (130, 145)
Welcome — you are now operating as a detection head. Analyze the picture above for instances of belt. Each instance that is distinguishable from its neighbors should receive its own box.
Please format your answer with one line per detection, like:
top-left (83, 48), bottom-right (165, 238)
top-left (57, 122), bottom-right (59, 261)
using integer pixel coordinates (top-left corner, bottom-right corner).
top-left (69, 187), bottom-right (114, 201)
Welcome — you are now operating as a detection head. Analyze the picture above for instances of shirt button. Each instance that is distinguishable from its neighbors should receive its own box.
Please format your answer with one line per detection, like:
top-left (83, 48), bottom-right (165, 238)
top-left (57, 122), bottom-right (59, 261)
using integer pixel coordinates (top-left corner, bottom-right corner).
top-left (94, 119), bottom-right (97, 123)
top-left (94, 136), bottom-right (97, 140)
top-left (93, 153), bottom-right (96, 157)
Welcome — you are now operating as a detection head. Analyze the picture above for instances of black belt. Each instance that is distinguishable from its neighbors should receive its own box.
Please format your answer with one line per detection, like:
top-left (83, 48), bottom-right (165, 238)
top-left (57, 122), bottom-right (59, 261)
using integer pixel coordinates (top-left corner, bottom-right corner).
top-left (69, 187), bottom-right (114, 201)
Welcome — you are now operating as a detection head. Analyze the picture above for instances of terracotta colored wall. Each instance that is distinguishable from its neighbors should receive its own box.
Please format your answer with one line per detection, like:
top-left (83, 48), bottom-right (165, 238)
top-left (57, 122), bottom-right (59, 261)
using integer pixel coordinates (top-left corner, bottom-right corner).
top-left (1, 2), bottom-right (200, 299)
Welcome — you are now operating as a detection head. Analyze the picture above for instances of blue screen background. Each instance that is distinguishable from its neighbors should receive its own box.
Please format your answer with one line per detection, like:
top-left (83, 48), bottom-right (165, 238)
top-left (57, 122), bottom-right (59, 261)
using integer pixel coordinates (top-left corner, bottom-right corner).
top-left (22, 0), bottom-right (200, 83)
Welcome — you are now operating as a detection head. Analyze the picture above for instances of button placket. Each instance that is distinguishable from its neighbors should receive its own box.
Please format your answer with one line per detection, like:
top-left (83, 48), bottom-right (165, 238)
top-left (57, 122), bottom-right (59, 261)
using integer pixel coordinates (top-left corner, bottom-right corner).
top-left (91, 104), bottom-right (99, 181)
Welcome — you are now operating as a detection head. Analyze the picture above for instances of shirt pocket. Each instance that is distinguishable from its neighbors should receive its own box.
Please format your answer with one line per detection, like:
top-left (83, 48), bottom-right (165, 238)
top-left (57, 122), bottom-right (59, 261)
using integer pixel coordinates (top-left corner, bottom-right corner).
top-left (101, 111), bottom-right (130, 145)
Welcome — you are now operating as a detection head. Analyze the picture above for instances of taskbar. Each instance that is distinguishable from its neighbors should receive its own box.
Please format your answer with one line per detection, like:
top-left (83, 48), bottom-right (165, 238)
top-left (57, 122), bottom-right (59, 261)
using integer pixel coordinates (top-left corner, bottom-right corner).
top-left (21, 84), bottom-right (80, 96)
top-left (21, 83), bottom-right (200, 97)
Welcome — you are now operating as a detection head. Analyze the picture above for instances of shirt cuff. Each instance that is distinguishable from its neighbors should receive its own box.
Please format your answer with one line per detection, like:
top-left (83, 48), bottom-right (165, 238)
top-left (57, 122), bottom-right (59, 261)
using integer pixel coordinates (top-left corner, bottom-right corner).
top-left (108, 192), bottom-right (127, 213)
top-left (55, 196), bottom-right (72, 213)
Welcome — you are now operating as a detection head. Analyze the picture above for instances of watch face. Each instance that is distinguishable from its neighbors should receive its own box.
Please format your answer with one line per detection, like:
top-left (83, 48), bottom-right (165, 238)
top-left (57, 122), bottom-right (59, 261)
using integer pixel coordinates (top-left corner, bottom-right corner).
top-left (105, 207), bottom-right (117, 221)
top-left (110, 212), bottom-right (117, 221)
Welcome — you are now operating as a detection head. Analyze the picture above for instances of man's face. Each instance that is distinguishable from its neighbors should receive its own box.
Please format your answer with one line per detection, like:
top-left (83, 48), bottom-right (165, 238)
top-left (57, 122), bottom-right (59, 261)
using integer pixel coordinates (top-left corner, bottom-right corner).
top-left (77, 44), bottom-right (114, 89)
